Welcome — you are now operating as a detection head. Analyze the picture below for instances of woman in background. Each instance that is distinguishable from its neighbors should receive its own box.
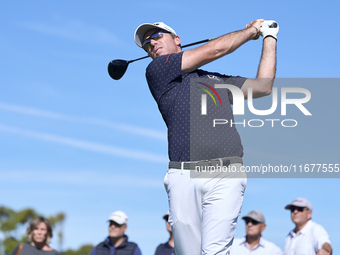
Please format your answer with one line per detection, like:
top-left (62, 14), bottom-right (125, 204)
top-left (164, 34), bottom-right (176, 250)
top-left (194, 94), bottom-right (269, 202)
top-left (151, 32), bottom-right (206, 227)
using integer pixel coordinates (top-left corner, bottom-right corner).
top-left (11, 217), bottom-right (59, 255)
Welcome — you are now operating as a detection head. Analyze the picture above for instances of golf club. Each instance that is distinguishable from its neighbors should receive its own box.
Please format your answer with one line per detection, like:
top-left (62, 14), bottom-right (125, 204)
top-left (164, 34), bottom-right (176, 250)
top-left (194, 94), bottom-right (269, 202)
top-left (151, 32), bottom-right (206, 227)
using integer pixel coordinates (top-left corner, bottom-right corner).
top-left (108, 38), bottom-right (217, 80)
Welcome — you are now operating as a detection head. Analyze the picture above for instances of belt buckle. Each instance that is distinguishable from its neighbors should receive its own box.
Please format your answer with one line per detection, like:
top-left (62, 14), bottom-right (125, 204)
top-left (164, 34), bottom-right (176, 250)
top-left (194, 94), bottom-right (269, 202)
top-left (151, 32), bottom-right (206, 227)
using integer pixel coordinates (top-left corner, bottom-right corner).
top-left (210, 158), bottom-right (222, 168)
top-left (195, 158), bottom-right (231, 172)
top-left (195, 160), bottom-right (209, 171)
top-left (221, 158), bottom-right (231, 167)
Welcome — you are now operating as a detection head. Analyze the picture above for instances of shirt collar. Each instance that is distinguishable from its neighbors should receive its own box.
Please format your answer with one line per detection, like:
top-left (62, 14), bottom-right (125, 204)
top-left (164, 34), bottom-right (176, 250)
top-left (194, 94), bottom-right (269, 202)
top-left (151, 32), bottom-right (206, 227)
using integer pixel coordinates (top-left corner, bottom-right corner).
top-left (239, 236), bottom-right (265, 248)
top-left (164, 242), bottom-right (174, 249)
top-left (299, 219), bottom-right (312, 234)
top-left (105, 235), bottom-right (128, 247)
top-left (239, 236), bottom-right (247, 245)
top-left (258, 237), bottom-right (265, 247)
top-left (289, 220), bottom-right (312, 237)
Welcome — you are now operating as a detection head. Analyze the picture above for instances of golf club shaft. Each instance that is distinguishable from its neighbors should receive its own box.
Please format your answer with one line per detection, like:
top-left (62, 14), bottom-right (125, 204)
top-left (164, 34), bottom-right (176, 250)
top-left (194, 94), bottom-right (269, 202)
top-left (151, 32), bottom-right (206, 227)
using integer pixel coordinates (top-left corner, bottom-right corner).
top-left (128, 56), bottom-right (149, 64)
top-left (129, 37), bottom-right (218, 63)
top-left (182, 37), bottom-right (218, 49)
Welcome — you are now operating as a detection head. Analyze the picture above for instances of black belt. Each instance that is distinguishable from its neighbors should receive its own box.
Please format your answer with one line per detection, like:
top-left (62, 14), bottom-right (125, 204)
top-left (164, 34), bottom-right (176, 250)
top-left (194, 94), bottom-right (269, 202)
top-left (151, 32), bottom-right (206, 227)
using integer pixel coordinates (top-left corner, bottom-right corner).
top-left (168, 156), bottom-right (243, 170)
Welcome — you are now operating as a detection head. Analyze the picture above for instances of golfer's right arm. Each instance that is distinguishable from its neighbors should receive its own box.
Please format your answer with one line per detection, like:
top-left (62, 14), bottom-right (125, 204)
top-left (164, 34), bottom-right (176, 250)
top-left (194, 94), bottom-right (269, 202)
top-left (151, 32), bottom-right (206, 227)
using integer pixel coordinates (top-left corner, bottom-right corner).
top-left (181, 19), bottom-right (263, 73)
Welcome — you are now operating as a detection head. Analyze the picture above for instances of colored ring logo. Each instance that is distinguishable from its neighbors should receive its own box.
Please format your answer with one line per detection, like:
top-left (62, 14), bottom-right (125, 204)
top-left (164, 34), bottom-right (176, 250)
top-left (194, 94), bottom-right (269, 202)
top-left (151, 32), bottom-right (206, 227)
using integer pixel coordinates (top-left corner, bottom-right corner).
top-left (197, 82), bottom-right (222, 106)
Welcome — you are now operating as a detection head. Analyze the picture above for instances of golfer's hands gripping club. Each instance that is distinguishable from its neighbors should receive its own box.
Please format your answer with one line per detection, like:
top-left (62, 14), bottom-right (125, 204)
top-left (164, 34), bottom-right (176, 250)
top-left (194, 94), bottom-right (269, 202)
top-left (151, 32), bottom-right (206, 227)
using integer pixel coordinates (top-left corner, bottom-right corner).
top-left (246, 19), bottom-right (264, 40)
top-left (260, 20), bottom-right (279, 40)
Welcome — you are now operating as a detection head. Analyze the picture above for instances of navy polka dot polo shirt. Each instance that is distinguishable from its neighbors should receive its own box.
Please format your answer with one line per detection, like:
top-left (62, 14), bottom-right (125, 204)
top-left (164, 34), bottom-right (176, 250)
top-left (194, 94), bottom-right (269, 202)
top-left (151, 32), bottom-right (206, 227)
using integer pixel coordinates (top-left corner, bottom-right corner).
top-left (146, 51), bottom-right (246, 162)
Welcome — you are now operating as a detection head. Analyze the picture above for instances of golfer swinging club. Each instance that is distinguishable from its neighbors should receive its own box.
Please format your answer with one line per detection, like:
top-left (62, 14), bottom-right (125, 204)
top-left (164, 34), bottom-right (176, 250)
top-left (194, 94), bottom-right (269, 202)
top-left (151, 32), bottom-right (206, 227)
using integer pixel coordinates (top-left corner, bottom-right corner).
top-left (134, 19), bottom-right (279, 255)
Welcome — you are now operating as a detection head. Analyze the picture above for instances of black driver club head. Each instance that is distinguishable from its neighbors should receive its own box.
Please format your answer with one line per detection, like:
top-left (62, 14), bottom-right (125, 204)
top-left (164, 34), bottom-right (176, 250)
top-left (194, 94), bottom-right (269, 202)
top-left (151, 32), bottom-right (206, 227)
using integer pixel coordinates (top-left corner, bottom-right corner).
top-left (108, 59), bottom-right (129, 80)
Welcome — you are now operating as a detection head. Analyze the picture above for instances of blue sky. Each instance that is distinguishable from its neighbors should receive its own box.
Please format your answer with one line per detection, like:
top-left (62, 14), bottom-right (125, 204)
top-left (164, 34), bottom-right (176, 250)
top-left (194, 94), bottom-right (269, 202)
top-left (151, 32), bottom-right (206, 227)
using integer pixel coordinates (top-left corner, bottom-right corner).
top-left (1, 1), bottom-right (339, 254)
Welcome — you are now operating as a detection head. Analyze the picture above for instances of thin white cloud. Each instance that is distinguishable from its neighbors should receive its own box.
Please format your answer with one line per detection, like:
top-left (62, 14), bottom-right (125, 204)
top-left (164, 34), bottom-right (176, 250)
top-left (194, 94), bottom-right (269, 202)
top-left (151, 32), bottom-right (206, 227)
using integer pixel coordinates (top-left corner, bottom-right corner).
top-left (0, 102), bottom-right (166, 141)
top-left (0, 123), bottom-right (168, 164)
top-left (0, 170), bottom-right (163, 189)
top-left (23, 20), bottom-right (117, 44)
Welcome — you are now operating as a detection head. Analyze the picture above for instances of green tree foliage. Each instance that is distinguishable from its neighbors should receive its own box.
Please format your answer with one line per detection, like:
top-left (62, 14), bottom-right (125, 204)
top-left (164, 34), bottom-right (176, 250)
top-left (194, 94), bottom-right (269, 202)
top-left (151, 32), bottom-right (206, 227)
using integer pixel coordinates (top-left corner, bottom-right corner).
top-left (14, 209), bottom-right (38, 225)
top-left (0, 207), bottom-right (16, 235)
top-left (3, 237), bottom-right (19, 255)
top-left (49, 212), bottom-right (66, 252)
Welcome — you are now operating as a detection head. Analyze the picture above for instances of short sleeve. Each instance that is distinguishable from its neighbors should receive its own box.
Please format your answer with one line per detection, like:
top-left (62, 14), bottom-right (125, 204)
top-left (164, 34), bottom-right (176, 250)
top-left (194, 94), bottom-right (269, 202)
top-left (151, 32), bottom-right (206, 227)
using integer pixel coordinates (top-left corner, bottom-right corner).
top-left (51, 250), bottom-right (60, 255)
top-left (146, 52), bottom-right (183, 102)
top-left (222, 76), bottom-right (247, 104)
top-left (196, 69), bottom-right (246, 104)
top-left (314, 224), bottom-right (331, 250)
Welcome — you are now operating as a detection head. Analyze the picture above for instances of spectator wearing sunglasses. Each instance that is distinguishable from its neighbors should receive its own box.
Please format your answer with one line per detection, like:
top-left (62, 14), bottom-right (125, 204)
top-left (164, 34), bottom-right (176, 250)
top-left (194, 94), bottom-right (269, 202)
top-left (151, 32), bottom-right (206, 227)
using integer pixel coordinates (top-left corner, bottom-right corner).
top-left (284, 198), bottom-right (332, 255)
top-left (90, 211), bottom-right (142, 255)
top-left (231, 210), bottom-right (282, 255)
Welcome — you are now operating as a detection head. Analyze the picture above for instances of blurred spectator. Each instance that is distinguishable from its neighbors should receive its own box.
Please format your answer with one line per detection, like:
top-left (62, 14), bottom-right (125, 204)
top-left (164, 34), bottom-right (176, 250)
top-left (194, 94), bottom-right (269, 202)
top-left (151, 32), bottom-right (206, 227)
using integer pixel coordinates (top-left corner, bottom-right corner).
top-left (284, 198), bottom-right (332, 255)
top-left (154, 212), bottom-right (175, 255)
top-left (231, 210), bottom-right (282, 255)
top-left (90, 211), bottom-right (142, 255)
top-left (11, 217), bottom-right (60, 255)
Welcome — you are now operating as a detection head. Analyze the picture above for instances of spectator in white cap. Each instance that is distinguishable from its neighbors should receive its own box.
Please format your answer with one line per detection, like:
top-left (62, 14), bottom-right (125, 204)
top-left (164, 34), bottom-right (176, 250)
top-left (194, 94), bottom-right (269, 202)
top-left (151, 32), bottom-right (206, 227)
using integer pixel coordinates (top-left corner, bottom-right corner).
top-left (154, 212), bottom-right (175, 255)
top-left (284, 197), bottom-right (332, 255)
top-left (231, 210), bottom-right (282, 255)
top-left (90, 211), bottom-right (142, 255)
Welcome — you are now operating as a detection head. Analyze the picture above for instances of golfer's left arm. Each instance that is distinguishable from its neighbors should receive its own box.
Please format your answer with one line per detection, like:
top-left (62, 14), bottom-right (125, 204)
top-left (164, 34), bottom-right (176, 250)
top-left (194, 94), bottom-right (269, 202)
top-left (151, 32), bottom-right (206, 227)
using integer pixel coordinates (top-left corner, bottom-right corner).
top-left (241, 20), bottom-right (279, 99)
top-left (241, 36), bottom-right (277, 99)
top-left (181, 19), bottom-right (264, 73)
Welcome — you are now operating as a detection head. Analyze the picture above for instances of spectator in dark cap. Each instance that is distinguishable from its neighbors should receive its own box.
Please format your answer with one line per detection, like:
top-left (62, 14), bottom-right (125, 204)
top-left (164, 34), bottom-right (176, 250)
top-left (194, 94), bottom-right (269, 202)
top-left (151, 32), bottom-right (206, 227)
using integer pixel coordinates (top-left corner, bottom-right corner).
top-left (284, 197), bottom-right (332, 255)
top-left (154, 212), bottom-right (175, 255)
top-left (231, 210), bottom-right (281, 254)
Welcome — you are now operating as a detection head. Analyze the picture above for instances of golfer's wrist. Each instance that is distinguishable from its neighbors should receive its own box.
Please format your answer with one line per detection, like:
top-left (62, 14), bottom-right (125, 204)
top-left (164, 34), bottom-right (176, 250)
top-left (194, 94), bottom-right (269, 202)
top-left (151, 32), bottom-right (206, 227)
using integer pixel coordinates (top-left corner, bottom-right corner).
top-left (251, 26), bottom-right (259, 39)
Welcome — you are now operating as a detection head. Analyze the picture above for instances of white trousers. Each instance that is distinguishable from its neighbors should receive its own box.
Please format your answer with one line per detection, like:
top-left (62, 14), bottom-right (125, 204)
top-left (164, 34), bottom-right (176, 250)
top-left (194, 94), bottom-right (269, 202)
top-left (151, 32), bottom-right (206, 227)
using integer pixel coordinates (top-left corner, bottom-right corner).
top-left (164, 163), bottom-right (247, 255)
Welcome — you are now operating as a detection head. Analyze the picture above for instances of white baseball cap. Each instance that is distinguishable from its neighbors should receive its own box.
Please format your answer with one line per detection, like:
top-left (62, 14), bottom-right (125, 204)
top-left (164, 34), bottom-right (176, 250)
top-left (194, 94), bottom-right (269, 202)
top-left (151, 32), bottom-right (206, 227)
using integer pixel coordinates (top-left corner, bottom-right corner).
top-left (134, 22), bottom-right (177, 48)
top-left (242, 210), bottom-right (265, 224)
top-left (108, 211), bottom-right (128, 225)
top-left (285, 197), bottom-right (313, 211)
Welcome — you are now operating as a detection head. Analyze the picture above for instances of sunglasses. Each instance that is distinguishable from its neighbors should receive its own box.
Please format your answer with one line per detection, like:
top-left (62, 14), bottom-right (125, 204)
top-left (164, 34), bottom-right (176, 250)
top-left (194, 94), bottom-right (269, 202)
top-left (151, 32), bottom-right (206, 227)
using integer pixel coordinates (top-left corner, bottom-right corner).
top-left (142, 30), bottom-right (170, 52)
top-left (109, 221), bottom-right (123, 228)
top-left (245, 219), bottom-right (260, 225)
top-left (290, 206), bottom-right (306, 212)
